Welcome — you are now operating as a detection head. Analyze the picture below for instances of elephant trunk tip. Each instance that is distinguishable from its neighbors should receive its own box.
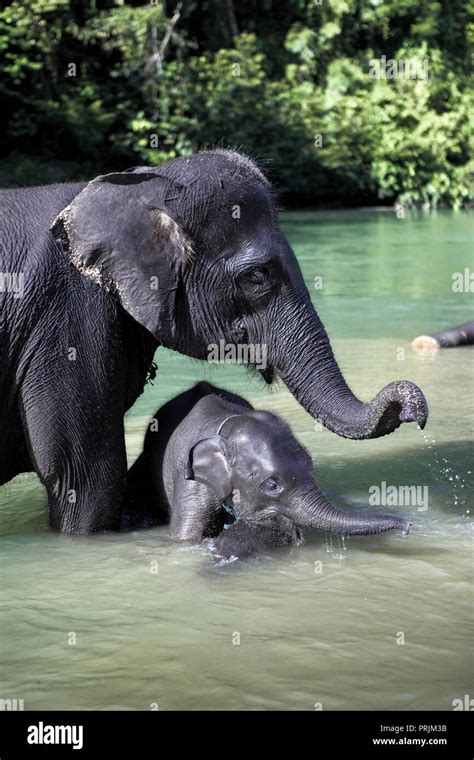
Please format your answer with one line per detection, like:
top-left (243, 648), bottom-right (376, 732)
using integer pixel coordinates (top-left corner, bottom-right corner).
top-left (371, 380), bottom-right (429, 438)
top-left (327, 512), bottom-right (413, 537)
top-left (302, 381), bottom-right (428, 440)
top-left (397, 382), bottom-right (428, 430)
top-left (397, 518), bottom-right (412, 535)
top-left (372, 515), bottom-right (412, 536)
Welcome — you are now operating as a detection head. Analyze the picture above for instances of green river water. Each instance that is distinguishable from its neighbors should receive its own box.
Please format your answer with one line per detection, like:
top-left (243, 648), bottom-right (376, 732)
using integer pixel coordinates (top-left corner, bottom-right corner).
top-left (1, 209), bottom-right (472, 710)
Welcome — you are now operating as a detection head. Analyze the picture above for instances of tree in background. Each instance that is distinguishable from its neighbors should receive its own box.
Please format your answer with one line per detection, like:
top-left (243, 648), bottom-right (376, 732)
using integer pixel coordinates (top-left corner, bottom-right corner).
top-left (0, 0), bottom-right (472, 207)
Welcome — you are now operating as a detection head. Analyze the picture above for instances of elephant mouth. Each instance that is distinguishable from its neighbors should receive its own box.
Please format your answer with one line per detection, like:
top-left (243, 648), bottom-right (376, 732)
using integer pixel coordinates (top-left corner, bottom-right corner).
top-left (259, 365), bottom-right (276, 384)
top-left (229, 318), bottom-right (276, 382)
top-left (235, 505), bottom-right (290, 528)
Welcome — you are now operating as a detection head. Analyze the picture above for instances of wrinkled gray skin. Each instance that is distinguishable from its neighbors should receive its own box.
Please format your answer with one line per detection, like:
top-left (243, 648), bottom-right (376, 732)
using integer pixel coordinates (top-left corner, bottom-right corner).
top-left (127, 382), bottom-right (411, 558)
top-left (1, 149), bottom-right (427, 533)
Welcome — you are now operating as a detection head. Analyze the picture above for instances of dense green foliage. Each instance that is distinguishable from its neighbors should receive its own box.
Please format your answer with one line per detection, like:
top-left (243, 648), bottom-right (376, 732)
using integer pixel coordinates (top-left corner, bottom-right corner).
top-left (0, 0), bottom-right (472, 206)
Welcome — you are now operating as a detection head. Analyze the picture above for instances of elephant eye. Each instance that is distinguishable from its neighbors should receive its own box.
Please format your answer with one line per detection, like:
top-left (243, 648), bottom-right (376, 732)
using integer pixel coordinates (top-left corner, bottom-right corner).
top-left (261, 477), bottom-right (284, 495)
top-left (250, 268), bottom-right (267, 283)
top-left (241, 267), bottom-right (268, 286)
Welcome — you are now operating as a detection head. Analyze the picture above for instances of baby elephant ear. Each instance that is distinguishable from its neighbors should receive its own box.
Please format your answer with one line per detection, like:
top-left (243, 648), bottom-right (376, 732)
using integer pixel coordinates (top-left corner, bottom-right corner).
top-left (185, 436), bottom-right (233, 503)
top-left (50, 171), bottom-right (191, 343)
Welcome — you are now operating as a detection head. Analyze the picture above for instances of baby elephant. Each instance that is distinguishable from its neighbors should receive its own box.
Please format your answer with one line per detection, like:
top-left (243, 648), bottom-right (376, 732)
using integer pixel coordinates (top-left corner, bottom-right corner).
top-left (127, 382), bottom-right (411, 558)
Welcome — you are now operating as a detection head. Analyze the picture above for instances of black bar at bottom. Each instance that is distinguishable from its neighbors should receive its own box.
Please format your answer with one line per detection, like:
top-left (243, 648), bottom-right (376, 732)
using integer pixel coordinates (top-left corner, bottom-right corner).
top-left (0, 710), bottom-right (472, 757)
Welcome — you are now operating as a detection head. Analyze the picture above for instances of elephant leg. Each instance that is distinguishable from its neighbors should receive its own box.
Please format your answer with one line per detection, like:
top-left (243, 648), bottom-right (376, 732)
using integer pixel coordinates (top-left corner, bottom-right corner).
top-left (19, 365), bottom-right (127, 534)
top-left (169, 478), bottom-right (220, 541)
top-left (22, 402), bottom-right (127, 533)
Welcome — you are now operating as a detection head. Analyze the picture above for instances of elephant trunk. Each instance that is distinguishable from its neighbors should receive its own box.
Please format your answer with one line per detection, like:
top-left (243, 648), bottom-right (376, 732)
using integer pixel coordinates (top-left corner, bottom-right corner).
top-left (270, 295), bottom-right (428, 439)
top-left (286, 484), bottom-right (411, 536)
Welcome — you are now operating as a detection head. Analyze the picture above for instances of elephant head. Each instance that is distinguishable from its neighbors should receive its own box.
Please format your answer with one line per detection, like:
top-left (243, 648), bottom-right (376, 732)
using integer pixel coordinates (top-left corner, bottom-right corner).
top-left (186, 410), bottom-right (411, 536)
top-left (51, 149), bottom-right (428, 439)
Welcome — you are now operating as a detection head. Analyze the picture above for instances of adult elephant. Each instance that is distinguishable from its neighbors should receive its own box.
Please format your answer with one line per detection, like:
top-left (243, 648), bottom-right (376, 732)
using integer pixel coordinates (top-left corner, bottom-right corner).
top-left (0, 149), bottom-right (428, 533)
top-left (412, 320), bottom-right (474, 351)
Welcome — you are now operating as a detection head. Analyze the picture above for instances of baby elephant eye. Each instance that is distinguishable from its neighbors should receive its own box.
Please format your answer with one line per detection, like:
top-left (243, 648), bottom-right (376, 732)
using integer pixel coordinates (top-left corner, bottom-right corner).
top-left (261, 477), bottom-right (284, 495)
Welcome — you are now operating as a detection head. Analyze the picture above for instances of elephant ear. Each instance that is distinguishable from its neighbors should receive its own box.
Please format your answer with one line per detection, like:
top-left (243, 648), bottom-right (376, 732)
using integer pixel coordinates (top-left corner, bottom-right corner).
top-left (185, 436), bottom-right (233, 503)
top-left (50, 171), bottom-right (192, 343)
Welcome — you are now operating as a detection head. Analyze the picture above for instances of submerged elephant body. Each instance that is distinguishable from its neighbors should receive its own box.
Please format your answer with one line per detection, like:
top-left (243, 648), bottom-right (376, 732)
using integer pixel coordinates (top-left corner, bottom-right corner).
top-left (1, 149), bottom-right (427, 533)
top-left (412, 320), bottom-right (474, 352)
top-left (127, 382), bottom-right (412, 558)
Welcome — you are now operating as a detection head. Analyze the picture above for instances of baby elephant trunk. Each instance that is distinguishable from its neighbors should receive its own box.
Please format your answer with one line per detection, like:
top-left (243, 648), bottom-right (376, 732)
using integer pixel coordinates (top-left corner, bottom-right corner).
top-left (287, 484), bottom-right (411, 536)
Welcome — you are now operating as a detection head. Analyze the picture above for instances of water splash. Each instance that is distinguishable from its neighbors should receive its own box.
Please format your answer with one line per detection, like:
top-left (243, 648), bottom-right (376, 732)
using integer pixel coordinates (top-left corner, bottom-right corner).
top-left (419, 428), bottom-right (470, 517)
top-left (325, 533), bottom-right (348, 561)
